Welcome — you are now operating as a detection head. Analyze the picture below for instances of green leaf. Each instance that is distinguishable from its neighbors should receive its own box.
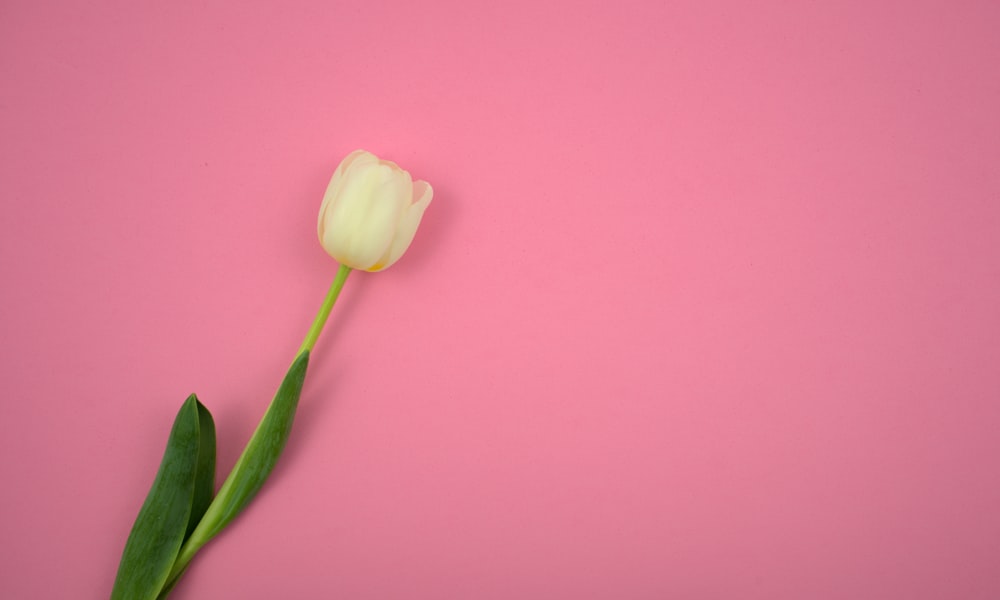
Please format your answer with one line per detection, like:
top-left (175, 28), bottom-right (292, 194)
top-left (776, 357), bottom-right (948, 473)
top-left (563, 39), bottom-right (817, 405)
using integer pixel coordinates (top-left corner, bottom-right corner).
top-left (111, 395), bottom-right (215, 600)
top-left (163, 352), bottom-right (311, 587)
top-left (202, 350), bottom-right (310, 535)
top-left (187, 402), bottom-right (216, 540)
top-left (155, 402), bottom-right (216, 600)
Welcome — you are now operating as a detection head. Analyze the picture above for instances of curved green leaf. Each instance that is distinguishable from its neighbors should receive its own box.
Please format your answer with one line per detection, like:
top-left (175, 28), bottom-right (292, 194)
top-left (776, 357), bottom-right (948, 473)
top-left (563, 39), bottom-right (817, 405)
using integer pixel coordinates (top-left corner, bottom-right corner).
top-left (164, 352), bottom-right (311, 586)
top-left (111, 395), bottom-right (213, 600)
top-left (204, 351), bottom-right (309, 534)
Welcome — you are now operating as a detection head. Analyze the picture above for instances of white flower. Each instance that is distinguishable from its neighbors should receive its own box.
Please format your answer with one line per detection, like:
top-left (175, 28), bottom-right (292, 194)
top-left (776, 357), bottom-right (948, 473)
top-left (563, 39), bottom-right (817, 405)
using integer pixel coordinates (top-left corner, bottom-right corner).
top-left (318, 150), bottom-right (432, 271)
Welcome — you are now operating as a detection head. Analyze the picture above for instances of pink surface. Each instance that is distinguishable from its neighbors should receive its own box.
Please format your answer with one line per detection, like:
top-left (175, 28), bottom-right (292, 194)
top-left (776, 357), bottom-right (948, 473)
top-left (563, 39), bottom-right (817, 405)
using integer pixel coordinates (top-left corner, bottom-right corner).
top-left (2, 1), bottom-right (999, 598)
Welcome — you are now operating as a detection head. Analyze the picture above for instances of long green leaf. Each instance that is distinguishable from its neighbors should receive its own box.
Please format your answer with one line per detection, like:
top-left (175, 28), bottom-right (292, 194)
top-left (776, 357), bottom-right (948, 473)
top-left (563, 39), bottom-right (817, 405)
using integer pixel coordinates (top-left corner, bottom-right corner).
top-left (111, 395), bottom-right (213, 600)
top-left (163, 352), bottom-right (311, 589)
top-left (155, 401), bottom-right (217, 600)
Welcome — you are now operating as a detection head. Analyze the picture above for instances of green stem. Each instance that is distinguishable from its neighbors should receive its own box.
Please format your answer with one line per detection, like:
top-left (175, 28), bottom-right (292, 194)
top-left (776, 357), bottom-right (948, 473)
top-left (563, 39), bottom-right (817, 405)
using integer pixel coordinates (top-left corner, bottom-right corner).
top-left (299, 263), bottom-right (352, 355)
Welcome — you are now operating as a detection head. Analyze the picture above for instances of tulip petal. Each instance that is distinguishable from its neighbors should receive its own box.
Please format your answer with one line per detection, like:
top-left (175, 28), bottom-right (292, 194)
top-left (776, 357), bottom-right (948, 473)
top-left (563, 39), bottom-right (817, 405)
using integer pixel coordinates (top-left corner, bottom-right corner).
top-left (327, 162), bottom-right (409, 269)
top-left (318, 150), bottom-right (372, 242)
top-left (370, 179), bottom-right (433, 271)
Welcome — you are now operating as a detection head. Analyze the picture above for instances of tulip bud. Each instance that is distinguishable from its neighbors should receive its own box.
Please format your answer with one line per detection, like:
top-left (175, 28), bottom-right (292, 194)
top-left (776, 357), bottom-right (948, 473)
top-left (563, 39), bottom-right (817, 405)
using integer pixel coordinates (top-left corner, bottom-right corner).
top-left (317, 150), bottom-right (433, 272)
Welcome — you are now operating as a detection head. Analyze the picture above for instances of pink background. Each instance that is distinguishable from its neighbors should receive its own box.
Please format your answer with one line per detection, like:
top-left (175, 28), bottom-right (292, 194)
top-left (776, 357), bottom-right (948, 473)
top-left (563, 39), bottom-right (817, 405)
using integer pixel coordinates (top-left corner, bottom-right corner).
top-left (2, 1), bottom-right (999, 598)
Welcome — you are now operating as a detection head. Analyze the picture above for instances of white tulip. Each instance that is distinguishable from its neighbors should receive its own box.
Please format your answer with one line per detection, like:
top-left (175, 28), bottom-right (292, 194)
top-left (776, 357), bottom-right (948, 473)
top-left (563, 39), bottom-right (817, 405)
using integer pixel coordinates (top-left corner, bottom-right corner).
top-left (317, 150), bottom-right (433, 271)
